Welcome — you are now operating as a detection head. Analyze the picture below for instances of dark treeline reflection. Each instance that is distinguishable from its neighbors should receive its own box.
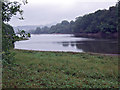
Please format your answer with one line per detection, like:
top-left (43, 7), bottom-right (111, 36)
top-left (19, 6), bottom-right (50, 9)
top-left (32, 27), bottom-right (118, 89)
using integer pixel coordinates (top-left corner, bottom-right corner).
top-left (60, 40), bottom-right (118, 54)
top-left (15, 34), bottom-right (118, 54)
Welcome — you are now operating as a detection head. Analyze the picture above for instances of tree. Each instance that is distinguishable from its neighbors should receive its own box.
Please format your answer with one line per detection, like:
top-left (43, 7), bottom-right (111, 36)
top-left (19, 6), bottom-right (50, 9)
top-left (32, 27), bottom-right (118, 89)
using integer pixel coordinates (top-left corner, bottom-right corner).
top-left (2, 0), bottom-right (28, 64)
top-left (27, 33), bottom-right (31, 38)
top-left (20, 30), bottom-right (25, 37)
top-left (34, 27), bottom-right (41, 34)
top-left (2, 0), bottom-right (28, 22)
top-left (18, 30), bottom-right (31, 39)
top-left (61, 20), bottom-right (69, 25)
top-left (73, 4), bottom-right (118, 34)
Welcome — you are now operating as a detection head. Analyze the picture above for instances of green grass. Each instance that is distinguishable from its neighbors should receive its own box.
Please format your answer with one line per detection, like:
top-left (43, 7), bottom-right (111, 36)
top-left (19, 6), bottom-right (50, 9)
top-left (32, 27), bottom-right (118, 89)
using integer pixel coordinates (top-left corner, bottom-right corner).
top-left (2, 49), bottom-right (118, 88)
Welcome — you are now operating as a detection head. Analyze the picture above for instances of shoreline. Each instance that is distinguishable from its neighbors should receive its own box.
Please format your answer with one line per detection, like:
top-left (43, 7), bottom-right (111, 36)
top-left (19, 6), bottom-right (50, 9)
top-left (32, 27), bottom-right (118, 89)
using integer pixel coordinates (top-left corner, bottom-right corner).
top-left (73, 32), bottom-right (118, 39)
top-left (30, 33), bottom-right (118, 39)
top-left (14, 49), bottom-right (119, 56)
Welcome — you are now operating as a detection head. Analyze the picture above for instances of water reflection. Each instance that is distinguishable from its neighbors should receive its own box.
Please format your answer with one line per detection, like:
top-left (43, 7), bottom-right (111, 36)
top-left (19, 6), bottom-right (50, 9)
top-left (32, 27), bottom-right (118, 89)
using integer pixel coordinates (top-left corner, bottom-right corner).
top-left (62, 42), bottom-right (69, 47)
top-left (60, 40), bottom-right (118, 54)
top-left (15, 34), bottom-right (118, 54)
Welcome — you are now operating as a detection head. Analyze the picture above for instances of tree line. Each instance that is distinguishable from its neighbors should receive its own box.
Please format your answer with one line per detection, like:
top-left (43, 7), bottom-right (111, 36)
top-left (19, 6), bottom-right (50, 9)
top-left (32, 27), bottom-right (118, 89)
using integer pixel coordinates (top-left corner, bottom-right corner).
top-left (30, 3), bottom-right (118, 35)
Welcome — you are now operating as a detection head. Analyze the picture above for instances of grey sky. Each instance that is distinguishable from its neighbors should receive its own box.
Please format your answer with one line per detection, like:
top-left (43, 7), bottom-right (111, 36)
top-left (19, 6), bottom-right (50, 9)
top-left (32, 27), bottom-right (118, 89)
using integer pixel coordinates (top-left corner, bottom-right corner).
top-left (9, 0), bottom-right (117, 26)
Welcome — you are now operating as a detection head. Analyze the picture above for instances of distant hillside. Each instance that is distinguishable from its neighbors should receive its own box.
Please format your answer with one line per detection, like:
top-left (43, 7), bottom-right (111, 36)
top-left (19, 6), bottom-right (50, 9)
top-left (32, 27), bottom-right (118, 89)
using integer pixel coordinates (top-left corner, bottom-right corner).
top-left (29, 2), bottom-right (118, 38)
top-left (13, 25), bottom-right (44, 33)
top-left (13, 22), bottom-right (57, 33)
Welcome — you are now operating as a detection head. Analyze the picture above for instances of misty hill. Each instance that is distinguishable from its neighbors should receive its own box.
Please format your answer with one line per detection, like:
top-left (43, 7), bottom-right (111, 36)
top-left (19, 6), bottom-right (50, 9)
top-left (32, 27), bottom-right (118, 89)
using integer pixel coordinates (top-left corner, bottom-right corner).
top-left (13, 22), bottom-right (57, 33)
top-left (13, 25), bottom-right (44, 33)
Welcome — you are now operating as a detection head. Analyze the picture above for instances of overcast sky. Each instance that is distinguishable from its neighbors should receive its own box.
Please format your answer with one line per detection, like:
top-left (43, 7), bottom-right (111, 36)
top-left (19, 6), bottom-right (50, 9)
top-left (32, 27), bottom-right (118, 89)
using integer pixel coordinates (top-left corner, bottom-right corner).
top-left (9, 0), bottom-right (118, 26)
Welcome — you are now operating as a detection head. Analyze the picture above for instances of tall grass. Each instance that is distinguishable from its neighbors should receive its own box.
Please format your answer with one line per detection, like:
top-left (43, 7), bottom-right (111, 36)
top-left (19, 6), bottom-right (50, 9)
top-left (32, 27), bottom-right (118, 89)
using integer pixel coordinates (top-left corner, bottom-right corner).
top-left (2, 49), bottom-right (118, 88)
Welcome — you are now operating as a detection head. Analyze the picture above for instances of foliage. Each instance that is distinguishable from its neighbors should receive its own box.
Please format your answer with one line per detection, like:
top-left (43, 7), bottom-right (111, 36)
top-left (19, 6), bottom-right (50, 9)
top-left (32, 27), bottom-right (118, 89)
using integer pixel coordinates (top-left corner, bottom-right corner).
top-left (30, 20), bottom-right (73, 34)
top-left (17, 30), bottom-right (31, 39)
top-left (2, 0), bottom-right (28, 64)
top-left (2, 23), bottom-right (15, 51)
top-left (2, 0), bottom-right (24, 22)
top-left (74, 6), bottom-right (118, 34)
top-left (2, 22), bottom-right (15, 64)
top-left (2, 49), bottom-right (118, 88)
top-left (2, 22), bottom-right (31, 64)
top-left (49, 20), bottom-right (71, 34)
top-left (30, 3), bottom-right (118, 35)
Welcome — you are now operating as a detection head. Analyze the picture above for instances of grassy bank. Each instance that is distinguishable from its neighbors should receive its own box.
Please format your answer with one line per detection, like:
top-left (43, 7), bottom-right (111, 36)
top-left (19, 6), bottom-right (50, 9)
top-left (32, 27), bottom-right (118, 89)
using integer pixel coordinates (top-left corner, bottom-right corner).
top-left (2, 49), bottom-right (118, 88)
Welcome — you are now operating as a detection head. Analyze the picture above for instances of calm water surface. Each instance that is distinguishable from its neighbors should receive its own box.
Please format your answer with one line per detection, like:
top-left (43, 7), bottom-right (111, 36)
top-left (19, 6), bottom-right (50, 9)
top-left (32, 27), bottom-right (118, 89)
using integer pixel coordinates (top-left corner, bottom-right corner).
top-left (15, 34), bottom-right (118, 54)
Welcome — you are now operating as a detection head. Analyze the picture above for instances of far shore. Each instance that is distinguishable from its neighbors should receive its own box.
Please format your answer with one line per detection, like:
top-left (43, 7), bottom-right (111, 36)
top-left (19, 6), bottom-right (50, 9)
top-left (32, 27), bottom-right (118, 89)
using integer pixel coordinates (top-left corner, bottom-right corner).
top-left (29, 32), bottom-right (118, 39)
top-left (73, 32), bottom-right (118, 39)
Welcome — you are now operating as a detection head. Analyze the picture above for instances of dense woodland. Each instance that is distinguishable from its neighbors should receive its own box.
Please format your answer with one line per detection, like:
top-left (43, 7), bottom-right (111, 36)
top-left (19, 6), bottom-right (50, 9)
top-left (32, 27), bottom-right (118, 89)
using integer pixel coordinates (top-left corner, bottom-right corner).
top-left (30, 4), bottom-right (118, 36)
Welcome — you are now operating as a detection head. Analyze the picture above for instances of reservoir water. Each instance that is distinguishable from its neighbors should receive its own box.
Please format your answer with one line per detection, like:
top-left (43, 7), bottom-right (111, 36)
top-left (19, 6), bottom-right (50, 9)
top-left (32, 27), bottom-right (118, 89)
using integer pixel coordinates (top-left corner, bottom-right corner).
top-left (15, 34), bottom-right (118, 54)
